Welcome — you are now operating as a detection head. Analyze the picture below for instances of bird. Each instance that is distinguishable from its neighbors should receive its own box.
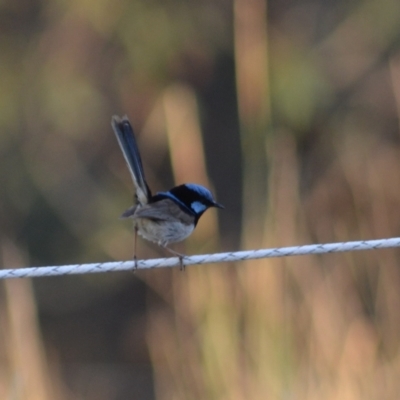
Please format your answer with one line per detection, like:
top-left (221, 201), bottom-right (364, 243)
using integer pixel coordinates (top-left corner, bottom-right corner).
top-left (111, 115), bottom-right (223, 269)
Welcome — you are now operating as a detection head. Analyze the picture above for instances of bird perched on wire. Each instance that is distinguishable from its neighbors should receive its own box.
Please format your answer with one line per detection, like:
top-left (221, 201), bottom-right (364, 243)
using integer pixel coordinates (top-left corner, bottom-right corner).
top-left (111, 115), bottom-right (223, 269)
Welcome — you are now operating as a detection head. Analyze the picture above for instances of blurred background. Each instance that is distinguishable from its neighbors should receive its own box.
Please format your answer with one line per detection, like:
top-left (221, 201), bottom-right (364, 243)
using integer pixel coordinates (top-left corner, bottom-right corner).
top-left (1, 0), bottom-right (400, 398)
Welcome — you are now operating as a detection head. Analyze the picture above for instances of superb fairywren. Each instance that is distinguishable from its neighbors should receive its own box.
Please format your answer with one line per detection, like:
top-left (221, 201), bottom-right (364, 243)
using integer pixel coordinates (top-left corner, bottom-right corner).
top-left (111, 115), bottom-right (223, 268)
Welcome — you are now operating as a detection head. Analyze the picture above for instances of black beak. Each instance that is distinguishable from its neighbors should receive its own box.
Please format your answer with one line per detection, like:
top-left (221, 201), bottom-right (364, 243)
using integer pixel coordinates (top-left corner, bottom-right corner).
top-left (213, 202), bottom-right (224, 209)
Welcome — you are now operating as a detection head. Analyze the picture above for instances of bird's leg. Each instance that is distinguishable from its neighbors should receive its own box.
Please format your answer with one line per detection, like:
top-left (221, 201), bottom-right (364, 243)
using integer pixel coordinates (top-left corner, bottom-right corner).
top-left (161, 246), bottom-right (186, 271)
top-left (133, 226), bottom-right (138, 270)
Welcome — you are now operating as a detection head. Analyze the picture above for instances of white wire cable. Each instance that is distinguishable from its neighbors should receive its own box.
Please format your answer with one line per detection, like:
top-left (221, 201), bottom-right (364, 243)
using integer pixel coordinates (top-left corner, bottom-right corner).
top-left (2, 237), bottom-right (400, 279)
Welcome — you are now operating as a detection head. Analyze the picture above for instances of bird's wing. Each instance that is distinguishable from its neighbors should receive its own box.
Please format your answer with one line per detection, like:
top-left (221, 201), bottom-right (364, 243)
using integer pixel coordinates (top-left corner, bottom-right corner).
top-left (111, 115), bottom-right (151, 205)
top-left (120, 205), bottom-right (137, 219)
top-left (134, 199), bottom-right (195, 225)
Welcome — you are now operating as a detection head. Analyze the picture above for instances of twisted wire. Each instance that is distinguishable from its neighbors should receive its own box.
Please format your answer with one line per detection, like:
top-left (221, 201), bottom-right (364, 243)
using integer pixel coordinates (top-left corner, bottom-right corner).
top-left (1, 237), bottom-right (400, 279)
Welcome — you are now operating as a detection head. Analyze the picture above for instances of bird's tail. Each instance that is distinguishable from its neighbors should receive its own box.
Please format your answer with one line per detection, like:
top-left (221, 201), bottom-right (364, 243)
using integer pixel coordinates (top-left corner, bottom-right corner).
top-left (111, 115), bottom-right (151, 205)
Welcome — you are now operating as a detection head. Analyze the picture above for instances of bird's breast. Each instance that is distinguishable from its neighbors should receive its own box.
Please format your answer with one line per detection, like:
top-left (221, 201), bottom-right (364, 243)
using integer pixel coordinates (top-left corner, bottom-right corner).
top-left (135, 218), bottom-right (194, 247)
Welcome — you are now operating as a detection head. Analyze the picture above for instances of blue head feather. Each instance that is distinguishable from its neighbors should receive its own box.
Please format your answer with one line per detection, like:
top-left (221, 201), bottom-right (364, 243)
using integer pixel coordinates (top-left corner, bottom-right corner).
top-left (184, 183), bottom-right (215, 203)
top-left (152, 183), bottom-right (221, 222)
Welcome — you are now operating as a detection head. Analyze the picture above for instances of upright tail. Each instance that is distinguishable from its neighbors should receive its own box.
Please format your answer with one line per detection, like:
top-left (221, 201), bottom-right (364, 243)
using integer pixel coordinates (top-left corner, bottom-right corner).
top-left (111, 115), bottom-right (151, 205)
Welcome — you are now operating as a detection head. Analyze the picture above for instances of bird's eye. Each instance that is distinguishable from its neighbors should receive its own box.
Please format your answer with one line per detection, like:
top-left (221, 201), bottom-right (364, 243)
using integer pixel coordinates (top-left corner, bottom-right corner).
top-left (191, 201), bottom-right (207, 214)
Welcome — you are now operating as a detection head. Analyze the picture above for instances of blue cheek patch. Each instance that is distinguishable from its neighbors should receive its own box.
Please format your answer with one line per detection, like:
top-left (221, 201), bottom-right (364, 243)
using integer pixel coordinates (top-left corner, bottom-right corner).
top-left (190, 201), bottom-right (207, 214)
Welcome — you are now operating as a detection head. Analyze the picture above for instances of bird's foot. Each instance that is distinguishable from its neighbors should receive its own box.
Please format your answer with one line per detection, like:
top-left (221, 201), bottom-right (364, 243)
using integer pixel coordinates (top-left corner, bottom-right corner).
top-left (179, 256), bottom-right (185, 271)
top-left (132, 255), bottom-right (138, 272)
top-left (162, 246), bottom-right (186, 271)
